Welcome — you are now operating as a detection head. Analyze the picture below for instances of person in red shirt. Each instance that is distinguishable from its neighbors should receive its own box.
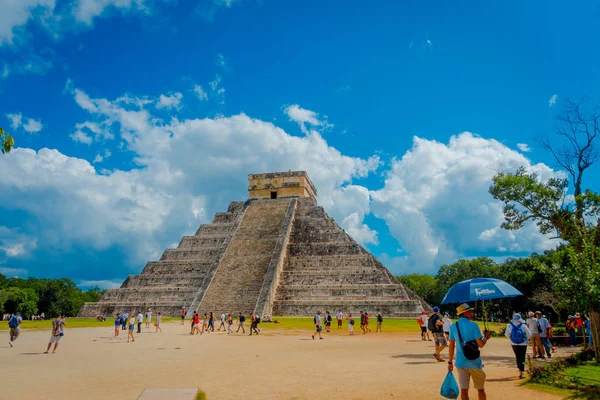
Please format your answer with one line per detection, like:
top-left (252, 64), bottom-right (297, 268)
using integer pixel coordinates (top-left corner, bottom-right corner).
top-left (191, 312), bottom-right (201, 335)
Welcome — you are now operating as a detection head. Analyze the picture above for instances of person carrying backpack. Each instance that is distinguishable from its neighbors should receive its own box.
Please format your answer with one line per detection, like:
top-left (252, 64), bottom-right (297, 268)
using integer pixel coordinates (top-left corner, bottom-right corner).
top-left (505, 313), bottom-right (531, 379)
top-left (8, 312), bottom-right (23, 347)
top-left (376, 312), bottom-right (383, 332)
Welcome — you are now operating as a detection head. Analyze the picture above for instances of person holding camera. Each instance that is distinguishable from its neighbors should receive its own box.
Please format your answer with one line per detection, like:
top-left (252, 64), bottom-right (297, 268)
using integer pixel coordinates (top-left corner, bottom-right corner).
top-left (447, 303), bottom-right (491, 400)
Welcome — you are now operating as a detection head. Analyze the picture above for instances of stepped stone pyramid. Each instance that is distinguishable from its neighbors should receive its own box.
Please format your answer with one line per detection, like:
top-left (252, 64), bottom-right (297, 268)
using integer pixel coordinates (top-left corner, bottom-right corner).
top-left (79, 171), bottom-right (429, 318)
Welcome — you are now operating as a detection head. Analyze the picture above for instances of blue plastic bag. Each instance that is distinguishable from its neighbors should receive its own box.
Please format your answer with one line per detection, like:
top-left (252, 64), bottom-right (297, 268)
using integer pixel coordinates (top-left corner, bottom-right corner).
top-left (440, 371), bottom-right (459, 399)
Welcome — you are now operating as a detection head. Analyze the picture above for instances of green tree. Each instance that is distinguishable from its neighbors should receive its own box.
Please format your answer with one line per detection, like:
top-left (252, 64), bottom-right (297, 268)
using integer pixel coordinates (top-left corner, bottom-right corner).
top-left (4, 287), bottom-right (39, 318)
top-left (436, 257), bottom-right (500, 290)
top-left (0, 127), bottom-right (14, 154)
top-left (489, 98), bottom-right (600, 361)
top-left (397, 273), bottom-right (442, 305)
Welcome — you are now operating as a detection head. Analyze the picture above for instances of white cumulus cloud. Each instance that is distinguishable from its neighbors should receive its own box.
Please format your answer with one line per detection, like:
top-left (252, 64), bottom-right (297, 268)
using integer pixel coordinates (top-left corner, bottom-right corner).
top-left (4, 112), bottom-right (42, 133)
top-left (156, 92), bottom-right (183, 110)
top-left (0, 84), bottom-right (380, 281)
top-left (370, 132), bottom-right (559, 274)
top-left (284, 104), bottom-right (332, 134)
top-left (517, 143), bottom-right (531, 152)
top-left (193, 84), bottom-right (208, 101)
top-left (23, 118), bottom-right (42, 133)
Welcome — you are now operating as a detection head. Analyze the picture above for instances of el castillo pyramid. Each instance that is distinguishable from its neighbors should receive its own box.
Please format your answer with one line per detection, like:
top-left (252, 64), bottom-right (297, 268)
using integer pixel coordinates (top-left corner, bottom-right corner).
top-left (79, 171), bottom-right (429, 318)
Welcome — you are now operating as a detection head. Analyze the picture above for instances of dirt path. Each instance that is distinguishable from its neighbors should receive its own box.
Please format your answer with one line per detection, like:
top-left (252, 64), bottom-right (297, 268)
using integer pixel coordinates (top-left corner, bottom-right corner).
top-left (1, 323), bottom-right (561, 399)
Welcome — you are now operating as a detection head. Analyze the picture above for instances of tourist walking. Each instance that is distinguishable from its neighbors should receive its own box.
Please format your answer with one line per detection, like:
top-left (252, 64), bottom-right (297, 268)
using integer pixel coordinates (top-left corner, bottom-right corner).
top-left (430, 306), bottom-right (447, 362)
top-left (346, 313), bottom-right (355, 335)
top-left (136, 311), bottom-right (143, 333)
top-left (418, 311), bottom-right (431, 341)
top-left (180, 307), bottom-right (186, 325)
top-left (202, 313), bottom-right (209, 333)
top-left (443, 312), bottom-right (452, 340)
top-left (128, 314), bottom-right (135, 342)
top-left (209, 312), bottom-right (216, 332)
top-left (447, 303), bottom-right (491, 400)
top-left (312, 311), bottom-right (323, 340)
top-left (218, 312), bottom-right (226, 331)
top-left (337, 310), bottom-right (343, 329)
top-left (155, 312), bottom-right (162, 333)
top-left (192, 312), bottom-right (201, 335)
top-left (365, 312), bottom-right (371, 333)
top-left (325, 311), bottom-right (332, 332)
top-left (505, 313), bottom-right (531, 379)
top-left (359, 311), bottom-right (366, 334)
top-left (145, 309), bottom-right (152, 329)
top-left (44, 315), bottom-right (66, 354)
top-left (376, 312), bottom-right (383, 332)
top-left (526, 311), bottom-right (543, 358)
top-left (114, 313), bottom-right (122, 337)
top-left (567, 315), bottom-right (577, 348)
top-left (8, 312), bottom-right (22, 347)
top-left (237, 312), bottom-right (246, 333)
top-left (121, 312), bottom-right (128, 331)
top-left (227, 313), bottom-right (233, 334)
top-left (249, 313), bottom-right (260, 335)
top-left (536, 311), bottom-right (552, 357)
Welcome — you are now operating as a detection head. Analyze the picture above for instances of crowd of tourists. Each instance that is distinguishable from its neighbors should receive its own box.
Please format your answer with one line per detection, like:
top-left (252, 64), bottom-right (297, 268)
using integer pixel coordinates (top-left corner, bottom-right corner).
top-left (309, 310), bottom-right (384, 339)
top-left (417, 304), bottom-right (594, 400)
top-left (112, 309), bottom-right (164, 343)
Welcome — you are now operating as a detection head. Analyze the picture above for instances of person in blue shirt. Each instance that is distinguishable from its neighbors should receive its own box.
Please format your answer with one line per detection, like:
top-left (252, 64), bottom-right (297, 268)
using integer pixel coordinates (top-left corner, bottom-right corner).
top-left (448, 303), bottom-right (491, 400)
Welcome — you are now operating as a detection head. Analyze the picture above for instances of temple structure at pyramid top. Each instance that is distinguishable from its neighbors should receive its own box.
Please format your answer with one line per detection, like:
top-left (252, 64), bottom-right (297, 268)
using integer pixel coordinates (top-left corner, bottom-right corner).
top-left (248, 171), bottom-right (317, 200)
top-left (79, 171), bottom-right (430, 318)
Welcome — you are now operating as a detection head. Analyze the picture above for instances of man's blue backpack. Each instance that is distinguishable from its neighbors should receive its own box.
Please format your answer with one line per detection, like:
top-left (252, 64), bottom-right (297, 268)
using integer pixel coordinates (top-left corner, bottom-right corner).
top-left (8, 315), bottom-right (19, 328)
top-left (510, 322), bottom-right (526, 344)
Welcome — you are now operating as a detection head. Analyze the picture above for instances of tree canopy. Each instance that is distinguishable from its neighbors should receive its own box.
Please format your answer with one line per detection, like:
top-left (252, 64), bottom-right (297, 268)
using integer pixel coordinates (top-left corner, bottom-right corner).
top-left (0, 274), bottom-right (105, 318)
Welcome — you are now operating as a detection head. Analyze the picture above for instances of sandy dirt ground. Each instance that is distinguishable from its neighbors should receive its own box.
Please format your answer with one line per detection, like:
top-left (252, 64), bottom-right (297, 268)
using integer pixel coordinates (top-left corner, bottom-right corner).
top-left (1, 322), bottom-right (562, 400)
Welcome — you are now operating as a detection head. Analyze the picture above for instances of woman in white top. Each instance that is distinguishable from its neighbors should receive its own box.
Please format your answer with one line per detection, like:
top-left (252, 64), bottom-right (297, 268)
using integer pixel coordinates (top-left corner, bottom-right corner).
top-left (442, 313), bottom-right (452, 340)
top-left (505, 313), bottom-right (531, 379)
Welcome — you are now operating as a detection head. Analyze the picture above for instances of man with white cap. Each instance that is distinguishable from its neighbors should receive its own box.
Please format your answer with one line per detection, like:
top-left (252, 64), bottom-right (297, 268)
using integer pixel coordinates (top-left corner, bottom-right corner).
top-left (505, 313), bottom-right (531, 379)
top-left (526, 311), bottom-right (543, 358)
top-left (448, 303), bottom-right (491, 400)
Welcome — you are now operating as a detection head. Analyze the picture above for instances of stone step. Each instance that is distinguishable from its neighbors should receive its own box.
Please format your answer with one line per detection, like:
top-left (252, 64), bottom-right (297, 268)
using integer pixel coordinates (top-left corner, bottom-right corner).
top-left (129, 276), bottom-right (207, 287)
top-left (281, 267), bottom-right (380, 273)
top-left (212, 212), bottom-right (237, 224)
top-left (142, 261), bottom-right (214, 274)
top-left (160, 248), bottom-right (220, 261)
top-left (178, 236), bottom-right (227, 249)
top-left (195, 223), bottom-right (234, 236)
top-left (279, 273), bottom-right (392, 285)
top-left (288, 243), bottom-right (363, 257)
top-left (290, 232), bottom-right (351, 243)
top-left (286, 255), bottom-right (374, 268)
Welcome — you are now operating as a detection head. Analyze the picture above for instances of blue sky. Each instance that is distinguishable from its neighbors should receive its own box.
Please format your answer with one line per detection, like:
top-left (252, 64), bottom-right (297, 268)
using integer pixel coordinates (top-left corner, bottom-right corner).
top-left (1, 0), bottom-right (599, 288)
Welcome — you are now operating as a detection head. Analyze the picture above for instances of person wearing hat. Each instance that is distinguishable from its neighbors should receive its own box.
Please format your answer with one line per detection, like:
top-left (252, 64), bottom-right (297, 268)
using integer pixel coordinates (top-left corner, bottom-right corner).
top-left (417, 310), bottom-right (431, 341)
top-left (505, 313), bottom-right (531, 379)
top-left (430, 306), bottom-right (447, 362)
top-left (526, 311), bottom-right (543, 358)
top-left (448, 303), bottom-right (491, 399)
